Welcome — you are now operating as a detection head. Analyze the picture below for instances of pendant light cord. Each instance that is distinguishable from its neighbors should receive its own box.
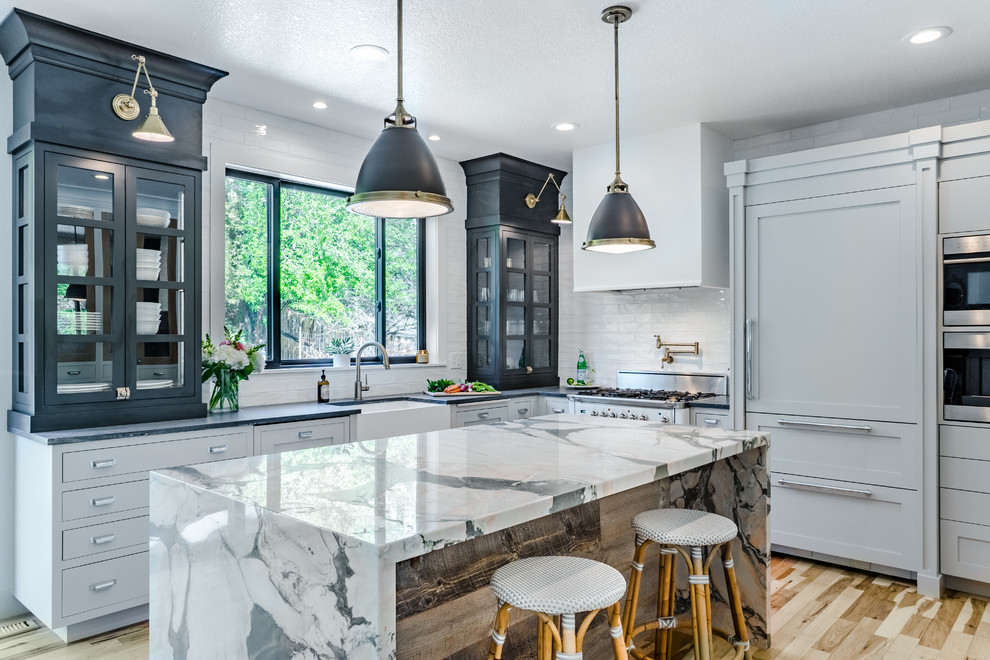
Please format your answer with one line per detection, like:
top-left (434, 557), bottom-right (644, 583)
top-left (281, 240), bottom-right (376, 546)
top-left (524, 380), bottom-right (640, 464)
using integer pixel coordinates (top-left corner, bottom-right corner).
top-left (388, 0), bottom-right (413, 127)
top-left (613, 16), bottom-right (621, 181)
top-left (397, 0), bottom-right (403, 103)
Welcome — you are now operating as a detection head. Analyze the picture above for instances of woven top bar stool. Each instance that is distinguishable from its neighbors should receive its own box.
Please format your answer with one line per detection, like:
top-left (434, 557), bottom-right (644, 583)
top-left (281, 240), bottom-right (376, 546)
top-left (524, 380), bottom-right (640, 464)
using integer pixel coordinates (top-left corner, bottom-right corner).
top-left (488, 555), bottom-right (630, 660)
top-left (622, 509), bottom-right (752, 660)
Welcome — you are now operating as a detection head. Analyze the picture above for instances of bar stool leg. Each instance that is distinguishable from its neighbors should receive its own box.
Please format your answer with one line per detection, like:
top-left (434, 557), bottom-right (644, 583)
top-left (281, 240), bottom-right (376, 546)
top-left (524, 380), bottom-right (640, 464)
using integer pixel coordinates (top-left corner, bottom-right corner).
top-left (607, 602), bottom-right (631, 660)
top-left (623, 536), bottom-right (652, 648)
top-left (656, 546), bottom-right (677, 660)
top-left (689, 547), bottom-right (713, 660)
top-left (721, 543), bottom-right (753, 660)
top-left (488, 601), bottom-right (512, 660)
top-left (560, 612), bottom-right (577, 655)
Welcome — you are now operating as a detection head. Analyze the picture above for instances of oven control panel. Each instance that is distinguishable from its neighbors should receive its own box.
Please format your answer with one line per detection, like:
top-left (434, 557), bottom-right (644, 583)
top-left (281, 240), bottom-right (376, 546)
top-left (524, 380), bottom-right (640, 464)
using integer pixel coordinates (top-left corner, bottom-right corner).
top-left (571, 403), bottom-right (681, 424)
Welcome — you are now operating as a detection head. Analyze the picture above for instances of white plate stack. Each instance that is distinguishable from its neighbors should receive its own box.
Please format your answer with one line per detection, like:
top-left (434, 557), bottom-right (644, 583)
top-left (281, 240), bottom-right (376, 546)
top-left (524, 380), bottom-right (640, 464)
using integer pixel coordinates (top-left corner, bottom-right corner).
top-left (137, 379), bottom-right (175, 390)
top-left (136, 248), bottom-right (162, 281)
top-left (57, 382), bottom-right (112, 394)
top-left (57, 311), bottom-right (103, 334)
top-left (58, 204), bottom-right (95, 220)
top-left (136, 301), bottom-right (162, 335)
top-left (136, 207), bottom-right (171, 228)
top-left (57, 244), bottom-right (89, 276)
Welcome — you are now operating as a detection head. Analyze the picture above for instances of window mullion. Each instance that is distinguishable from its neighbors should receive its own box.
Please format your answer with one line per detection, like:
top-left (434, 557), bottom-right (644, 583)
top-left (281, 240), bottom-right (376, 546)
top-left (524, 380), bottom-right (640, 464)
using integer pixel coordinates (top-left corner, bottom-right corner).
top-left (270, 181), bottom-right (281, 366)
top-left (375, 219), bottom-right (385, 350)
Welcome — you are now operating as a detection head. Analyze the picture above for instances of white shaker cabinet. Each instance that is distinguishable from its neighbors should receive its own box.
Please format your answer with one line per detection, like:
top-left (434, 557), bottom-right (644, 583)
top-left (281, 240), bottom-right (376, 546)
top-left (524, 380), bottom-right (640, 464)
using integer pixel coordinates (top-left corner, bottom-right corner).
top-left (743, 186), bottom-right (920, 423)
top-left (571, 123), bottom-right (732, 291)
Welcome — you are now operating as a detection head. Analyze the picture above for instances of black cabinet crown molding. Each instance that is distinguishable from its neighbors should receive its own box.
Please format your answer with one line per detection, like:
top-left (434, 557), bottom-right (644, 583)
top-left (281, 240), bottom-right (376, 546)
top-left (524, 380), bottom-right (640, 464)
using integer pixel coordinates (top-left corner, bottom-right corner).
top-left (460, 152), bottom-right (567, 233)
top-left (0, 9), bottom-right (227, 170)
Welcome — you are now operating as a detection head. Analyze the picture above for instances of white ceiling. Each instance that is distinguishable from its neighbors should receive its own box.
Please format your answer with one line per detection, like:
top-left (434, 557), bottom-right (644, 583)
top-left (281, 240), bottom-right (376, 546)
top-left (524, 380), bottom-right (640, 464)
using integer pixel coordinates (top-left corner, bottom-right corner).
top-left (3, 0), bottom-right (990, 171)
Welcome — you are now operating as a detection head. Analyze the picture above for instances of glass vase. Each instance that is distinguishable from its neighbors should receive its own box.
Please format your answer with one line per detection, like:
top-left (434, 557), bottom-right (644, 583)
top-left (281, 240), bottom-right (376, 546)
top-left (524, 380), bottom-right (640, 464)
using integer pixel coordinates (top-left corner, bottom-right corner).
top-left (210, 369), bottom-right (239, 412)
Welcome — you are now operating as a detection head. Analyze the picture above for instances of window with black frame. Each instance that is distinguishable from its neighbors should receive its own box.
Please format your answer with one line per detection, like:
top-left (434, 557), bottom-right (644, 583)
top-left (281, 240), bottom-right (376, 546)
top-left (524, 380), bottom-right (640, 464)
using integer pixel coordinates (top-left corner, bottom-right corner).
top-left (224, 170), bottom-right (425, 366)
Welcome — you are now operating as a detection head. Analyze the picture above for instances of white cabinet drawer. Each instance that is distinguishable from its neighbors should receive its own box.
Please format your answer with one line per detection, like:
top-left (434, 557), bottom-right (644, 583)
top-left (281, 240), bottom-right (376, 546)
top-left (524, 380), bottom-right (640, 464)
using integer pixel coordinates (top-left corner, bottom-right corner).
top-left (770, 472), bottom-right (920, 571)
top-left (62, 430), bottom-right (251, 483)
top-left (62, 551), bottom-right (148, 618)
top-left (749, 413), bottom-right (920, 489)
top-left (62, 480), bottom-right (149, 522)
top-left (508, 397), bottom-right (537, 420)
top-left (63, 515), bottom-right (148, 561)
top-left (942, 520), bottom-right (990, 582)
top-left (940, 425), bottom-right (990, 461)
top-left (136, 364), bottom-right (178, 381)
top-left (693, 411), bottom-right (729, 428)
top-left (57, 364), bottom-right (96, 383)
top-left (942, 488), bottom-right (990, 526)
top-left (454, 404), bottom-right (509, 427)
top-left (540, 398), bottom-right (569, 416)
top-left (940, 457), bottom-right (990, 495)
top-left (254, 419), bottom-right (348, 455)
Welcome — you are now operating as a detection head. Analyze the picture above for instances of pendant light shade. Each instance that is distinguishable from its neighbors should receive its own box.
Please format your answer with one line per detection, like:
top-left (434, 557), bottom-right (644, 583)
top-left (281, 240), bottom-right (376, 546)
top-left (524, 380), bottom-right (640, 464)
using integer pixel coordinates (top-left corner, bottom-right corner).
top-left (583, 6), bottom-right (655, 253)
top-left (346, 0), bottom-right (453, 219)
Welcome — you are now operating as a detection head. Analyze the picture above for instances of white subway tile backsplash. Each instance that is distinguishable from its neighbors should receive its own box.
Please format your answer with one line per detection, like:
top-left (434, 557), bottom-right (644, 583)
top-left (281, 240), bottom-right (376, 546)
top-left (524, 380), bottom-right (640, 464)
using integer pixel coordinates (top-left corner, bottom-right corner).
top-left (918, 106), bottom-right (981, 129)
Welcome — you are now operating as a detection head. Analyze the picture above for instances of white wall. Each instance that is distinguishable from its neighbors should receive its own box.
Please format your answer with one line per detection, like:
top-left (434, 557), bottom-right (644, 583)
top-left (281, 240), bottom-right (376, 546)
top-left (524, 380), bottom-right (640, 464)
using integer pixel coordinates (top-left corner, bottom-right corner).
top-left (199, 100), bottom-right (468, 406)
top-left (0, 67), bottom-right (18, 619)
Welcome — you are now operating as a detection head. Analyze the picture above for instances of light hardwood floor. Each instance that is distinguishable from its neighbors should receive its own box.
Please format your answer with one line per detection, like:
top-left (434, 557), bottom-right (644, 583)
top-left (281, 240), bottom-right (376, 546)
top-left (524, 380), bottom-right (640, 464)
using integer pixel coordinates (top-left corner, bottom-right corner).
top-left (0, 556), bottom-right (988, 659)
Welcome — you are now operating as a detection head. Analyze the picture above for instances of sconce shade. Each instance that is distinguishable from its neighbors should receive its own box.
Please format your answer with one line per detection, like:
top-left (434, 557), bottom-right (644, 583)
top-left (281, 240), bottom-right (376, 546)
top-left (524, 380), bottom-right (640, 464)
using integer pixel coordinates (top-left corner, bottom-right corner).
top-left (347, 125), bottom-right (453, 218)
top-left (551, 204), bottom-right (572, 224)
top-left (583, 189), bottom-right (655, 253)
top-left (65, 284), bottom-right (87, 301)
top-left (133, 105), bottom-right (174, 142)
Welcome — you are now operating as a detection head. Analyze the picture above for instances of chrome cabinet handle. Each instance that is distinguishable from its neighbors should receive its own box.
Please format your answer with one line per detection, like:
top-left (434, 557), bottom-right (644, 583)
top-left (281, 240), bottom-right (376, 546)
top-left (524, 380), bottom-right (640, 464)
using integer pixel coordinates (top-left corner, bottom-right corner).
top-left (153, 371), bottom-right (165, 376)
top-left (745, 318), bottom-right (754, 400)
top-left (703, 418), bottom-right (720, 425)
top-left (478, 412), bottom-right (490, 419)
top-left (297, 431), bottom-right (313, 439)
top-left (517, 408), bottom-right (529, 414)
top-left (67, 370), bottom-right (81, 375)
top-left (208, 444), bottom-right (228, 453)
top-left (91, 534), bottom-right (116, 545)
top-left (90, 579), bottom-right (117, 592)
top-left (91, 458), bottom-right (116, 469)
top-left (943, 256), bottom-right (990, 265)
top-left (551, 407), bottom-right (565, 413)
top-left (777, 479), bottom-right (873, 498)
top-left (776, 419), bottom-right (872, 433)
top-left (90, 496), bottom-right (117, 507)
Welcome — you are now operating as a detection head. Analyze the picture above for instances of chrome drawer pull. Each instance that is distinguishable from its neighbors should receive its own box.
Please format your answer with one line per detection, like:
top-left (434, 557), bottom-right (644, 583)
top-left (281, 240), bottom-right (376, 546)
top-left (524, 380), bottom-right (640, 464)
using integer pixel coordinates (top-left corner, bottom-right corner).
top-left (703, 418), bottom-right (720, 425)
top-left (745, 319), bottom-right (754, 400)
top-left (90, 579), bottom-right (117, 592)
top-left (153, 371), bottom-right (165, 376)
top-left (777, 479), bottom-right (873, 498)
top-left (208, 444), bottom-right (228, 453)
top-left (91, 534), bottom-right (116, 545)
top-left (297, 431), bottom-right (313, 439)
top-left (67, 370), bottom-right (81, 375)
top-left (91, 458), bottom-right (117, 469)
top-left (776, 419), bottom-right (872, 433)
top-left (90, 496), bottom-right (117, 507)
top-left (478, 412), bottom-right (490, 419)
top-left (518, 408), bottom-right (529, 414)
top-left (551, 407), bottom-right (565, 413)
top-left (944, 256), bottom-right (990, 265)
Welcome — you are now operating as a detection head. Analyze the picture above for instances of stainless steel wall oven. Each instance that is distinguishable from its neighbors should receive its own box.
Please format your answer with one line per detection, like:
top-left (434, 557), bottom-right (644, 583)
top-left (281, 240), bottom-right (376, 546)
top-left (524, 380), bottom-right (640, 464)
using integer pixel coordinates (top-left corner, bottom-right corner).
top-left (944, 332), bottom-right (990, 422)
top-left (944, 234), bottom-right (990, 326)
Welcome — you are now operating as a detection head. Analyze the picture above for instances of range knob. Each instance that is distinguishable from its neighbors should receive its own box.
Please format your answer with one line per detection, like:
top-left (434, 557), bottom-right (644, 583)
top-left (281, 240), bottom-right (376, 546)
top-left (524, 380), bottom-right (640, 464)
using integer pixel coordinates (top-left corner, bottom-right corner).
top-left (620, 413), bottom-right (628, 419)
top-left (609, 411), bottom-right (617, 418)
top-left (639, 414), bottom-right (648, 421)
top-left (659, 415), bottom-right (670, 424)
top-left (591, 411), bottom-right (599, 416)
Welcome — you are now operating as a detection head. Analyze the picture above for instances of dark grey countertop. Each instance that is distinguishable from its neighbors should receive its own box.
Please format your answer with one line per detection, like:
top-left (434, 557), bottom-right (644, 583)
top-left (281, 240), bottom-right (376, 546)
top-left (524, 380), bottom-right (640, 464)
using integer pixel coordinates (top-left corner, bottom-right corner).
top-left (11, 387), bottom-right (572, 445)
top-left (689, 395), bottom-right (730, 410)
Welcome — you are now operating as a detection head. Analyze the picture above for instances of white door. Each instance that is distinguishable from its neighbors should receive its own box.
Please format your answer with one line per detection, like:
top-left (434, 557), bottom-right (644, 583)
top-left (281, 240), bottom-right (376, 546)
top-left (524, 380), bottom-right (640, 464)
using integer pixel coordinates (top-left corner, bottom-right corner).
top-left (744, 186), bottom-right (920, 423)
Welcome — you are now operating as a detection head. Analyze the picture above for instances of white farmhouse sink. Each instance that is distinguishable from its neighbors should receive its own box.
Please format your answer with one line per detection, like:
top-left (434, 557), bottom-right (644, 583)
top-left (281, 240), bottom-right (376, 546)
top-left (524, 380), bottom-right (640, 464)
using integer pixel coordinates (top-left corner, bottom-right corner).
top-left (329, 399), bottom-right (450, 441)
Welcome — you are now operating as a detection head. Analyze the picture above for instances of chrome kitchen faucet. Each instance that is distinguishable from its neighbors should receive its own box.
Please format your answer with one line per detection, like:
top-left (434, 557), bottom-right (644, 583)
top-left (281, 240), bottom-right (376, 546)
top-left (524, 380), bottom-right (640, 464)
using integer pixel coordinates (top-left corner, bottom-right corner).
top-left (354, 342), bottom-right (391, 399)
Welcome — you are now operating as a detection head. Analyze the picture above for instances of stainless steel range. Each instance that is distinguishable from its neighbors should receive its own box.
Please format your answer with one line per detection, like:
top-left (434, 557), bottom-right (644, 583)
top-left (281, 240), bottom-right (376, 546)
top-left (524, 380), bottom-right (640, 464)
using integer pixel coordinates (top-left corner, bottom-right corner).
top-left (567, 371), bottom-right (727, 425)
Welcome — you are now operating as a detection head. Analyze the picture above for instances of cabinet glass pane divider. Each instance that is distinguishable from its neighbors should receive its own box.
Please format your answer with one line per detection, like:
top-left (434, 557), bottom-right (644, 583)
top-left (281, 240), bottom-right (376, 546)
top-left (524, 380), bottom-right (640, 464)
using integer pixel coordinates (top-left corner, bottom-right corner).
top-left (135, 226), bottom-right (185, 238)
top-left (135, 280), bottom-right (185, 289)
top-left (136, 334), bottom-right (183, 341)
top-left (56, 276), bottom-right (114, 286)
top-left (55, 216), bottom-right (113, 228)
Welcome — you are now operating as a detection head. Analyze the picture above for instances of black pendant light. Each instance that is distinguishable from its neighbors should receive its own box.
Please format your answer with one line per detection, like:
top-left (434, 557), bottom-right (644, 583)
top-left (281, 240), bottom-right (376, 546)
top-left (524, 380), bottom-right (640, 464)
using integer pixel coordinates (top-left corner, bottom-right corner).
top-left (583, 6), bottom-right (655, 254)
top-left (346, 0), bottom-right (453, 219)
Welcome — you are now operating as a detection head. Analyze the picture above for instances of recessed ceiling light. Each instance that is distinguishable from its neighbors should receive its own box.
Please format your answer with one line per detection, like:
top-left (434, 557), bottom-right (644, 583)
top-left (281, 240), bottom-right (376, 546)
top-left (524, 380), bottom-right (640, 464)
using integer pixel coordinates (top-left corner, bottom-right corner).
top-left (427, 134), bottom-right (441, 141)
top-left (904, 27), bottom-right (952, 44)
top-left (553, 122), bottom-right (580, 132)
top-left (312, 101), bottom-right (328, 110)
top-left (93, 174), bottom-right (110, 180)
top-left (350, 44), bottom-right (389, 61)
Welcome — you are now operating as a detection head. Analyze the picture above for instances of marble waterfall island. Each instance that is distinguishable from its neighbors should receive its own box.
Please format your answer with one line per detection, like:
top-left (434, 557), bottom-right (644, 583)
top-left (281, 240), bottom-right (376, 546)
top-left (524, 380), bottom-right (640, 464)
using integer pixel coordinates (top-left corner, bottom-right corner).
top-left (149, 414), bottom-right (769, 659)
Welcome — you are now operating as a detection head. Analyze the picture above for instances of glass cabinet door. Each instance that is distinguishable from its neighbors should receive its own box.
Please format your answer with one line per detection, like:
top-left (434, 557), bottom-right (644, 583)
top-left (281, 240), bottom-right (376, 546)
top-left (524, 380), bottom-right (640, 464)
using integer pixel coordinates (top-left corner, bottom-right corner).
top-left (47, 155), bottom-right (125, 403)
top-left (473, 232), bottom-right (495, 371)
top-left (127, 168), bottom-right (196, 398)
top-left (530, 237), bottom-right (554, 371)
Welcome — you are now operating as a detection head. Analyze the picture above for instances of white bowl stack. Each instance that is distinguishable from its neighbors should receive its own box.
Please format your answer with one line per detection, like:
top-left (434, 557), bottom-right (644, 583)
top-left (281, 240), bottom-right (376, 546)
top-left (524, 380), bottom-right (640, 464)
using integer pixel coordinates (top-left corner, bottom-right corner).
top-left (57, 244), bottom-right (89, 276)
top-left (136, 207), bottom-right (171, 228)
top-left (57, 311), bottom-right (103, 334)
top-left (58, 204), bottom-right (95, 220)
top-left (136, 248), bottom-right (162, 281)
top-left (136, 301), bottom-right (162, 335)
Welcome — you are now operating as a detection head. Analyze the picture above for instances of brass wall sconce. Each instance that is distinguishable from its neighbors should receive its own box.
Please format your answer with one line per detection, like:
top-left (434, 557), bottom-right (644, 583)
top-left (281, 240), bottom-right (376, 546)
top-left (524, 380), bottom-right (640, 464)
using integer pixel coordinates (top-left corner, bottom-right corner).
top-left (112, 54), bottom-right (175, 143)
top-left (654, 335), bottom-right (699, 369)
top-left (524, 172), bottom-right (571, 224)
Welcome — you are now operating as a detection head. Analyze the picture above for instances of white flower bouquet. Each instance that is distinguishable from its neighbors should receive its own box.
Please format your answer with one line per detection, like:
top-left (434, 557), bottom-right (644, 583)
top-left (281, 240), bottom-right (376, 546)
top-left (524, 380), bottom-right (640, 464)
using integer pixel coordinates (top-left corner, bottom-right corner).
top-left (202, 326), bottom-right (265, 412)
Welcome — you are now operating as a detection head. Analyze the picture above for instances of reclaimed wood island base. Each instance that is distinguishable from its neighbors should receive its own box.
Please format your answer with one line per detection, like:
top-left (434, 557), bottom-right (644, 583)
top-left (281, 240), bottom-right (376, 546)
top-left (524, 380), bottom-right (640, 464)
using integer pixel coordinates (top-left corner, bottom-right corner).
top-left (149, 414), bottom-right (768, 659)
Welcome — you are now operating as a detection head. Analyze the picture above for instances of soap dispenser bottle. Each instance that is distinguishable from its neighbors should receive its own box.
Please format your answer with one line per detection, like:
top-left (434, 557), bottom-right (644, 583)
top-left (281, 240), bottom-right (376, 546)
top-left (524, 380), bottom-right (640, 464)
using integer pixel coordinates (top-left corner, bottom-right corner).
top-left (317, 370), bottom-right (330, 403)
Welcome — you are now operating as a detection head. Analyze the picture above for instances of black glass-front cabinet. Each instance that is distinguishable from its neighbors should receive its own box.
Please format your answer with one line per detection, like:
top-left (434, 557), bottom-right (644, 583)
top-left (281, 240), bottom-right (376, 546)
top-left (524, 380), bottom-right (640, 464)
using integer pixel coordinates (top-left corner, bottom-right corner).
top-left (468, 225), bottom-right (558, 389)
top-left (11, 145), bottom-right (206, 431)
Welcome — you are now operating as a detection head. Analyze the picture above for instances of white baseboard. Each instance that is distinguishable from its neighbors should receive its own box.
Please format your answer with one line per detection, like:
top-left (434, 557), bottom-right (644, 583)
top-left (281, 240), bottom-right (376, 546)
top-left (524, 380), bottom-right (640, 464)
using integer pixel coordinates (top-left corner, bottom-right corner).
top-left (0, 588), bottom-right (27, 620)
top-left (916, 570), bottom-right (944, 599)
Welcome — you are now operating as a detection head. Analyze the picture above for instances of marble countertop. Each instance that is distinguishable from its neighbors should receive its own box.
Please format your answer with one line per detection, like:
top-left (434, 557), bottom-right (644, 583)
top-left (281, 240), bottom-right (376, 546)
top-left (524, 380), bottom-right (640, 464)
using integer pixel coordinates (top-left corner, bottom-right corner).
top-left (153, 414), bottom-right (768, 563)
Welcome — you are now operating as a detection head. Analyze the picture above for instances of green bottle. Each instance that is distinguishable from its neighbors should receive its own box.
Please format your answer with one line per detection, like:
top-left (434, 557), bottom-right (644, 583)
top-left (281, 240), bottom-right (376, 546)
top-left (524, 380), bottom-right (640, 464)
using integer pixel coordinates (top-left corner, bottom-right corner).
top-left (576, 350), bottom-right (588, 382)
